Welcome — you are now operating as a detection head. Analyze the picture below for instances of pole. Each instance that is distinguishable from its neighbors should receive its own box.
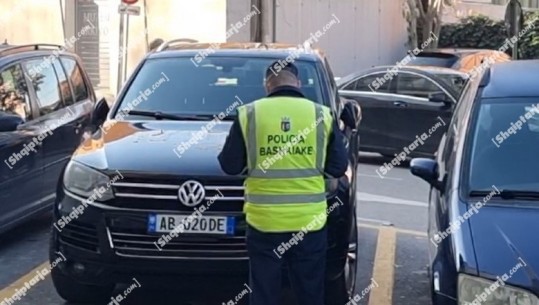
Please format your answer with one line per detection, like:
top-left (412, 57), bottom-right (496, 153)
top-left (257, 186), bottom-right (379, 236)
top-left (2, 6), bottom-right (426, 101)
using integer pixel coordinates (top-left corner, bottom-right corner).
top-left (117, 13), bottom-right (125, 93)
top-left (59, 0), bottom-right (66, 43)
top-left (261, 0), bottom-right (271, 43)
top-left (272, 0), bottom-right (276, 42)
top-left (123, 15), bottom-right (130, 83)
top-left (512, 3), bottom-right (518, 60)
top-left (143, 0), bottom-right (149, 52)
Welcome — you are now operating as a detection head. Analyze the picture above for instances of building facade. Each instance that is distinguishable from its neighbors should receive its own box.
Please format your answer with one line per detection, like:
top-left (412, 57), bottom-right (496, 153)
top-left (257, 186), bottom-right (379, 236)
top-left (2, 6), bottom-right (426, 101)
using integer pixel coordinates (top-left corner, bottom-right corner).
top-left (1, 0), bottom-right (409, 97)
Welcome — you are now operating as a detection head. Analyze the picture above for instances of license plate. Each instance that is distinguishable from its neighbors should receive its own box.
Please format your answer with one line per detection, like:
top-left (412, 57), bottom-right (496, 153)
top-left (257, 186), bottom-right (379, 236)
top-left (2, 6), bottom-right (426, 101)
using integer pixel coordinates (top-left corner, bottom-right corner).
top-left (148, 214), bottom-right (235, 235)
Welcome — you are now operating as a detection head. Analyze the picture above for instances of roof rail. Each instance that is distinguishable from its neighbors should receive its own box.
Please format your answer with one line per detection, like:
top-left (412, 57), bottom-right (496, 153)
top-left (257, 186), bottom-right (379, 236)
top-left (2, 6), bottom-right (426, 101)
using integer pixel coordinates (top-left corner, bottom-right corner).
top-left (156, 38), bottom-right (199, 52)
top-left (0, 44), bottom-right (64, 57)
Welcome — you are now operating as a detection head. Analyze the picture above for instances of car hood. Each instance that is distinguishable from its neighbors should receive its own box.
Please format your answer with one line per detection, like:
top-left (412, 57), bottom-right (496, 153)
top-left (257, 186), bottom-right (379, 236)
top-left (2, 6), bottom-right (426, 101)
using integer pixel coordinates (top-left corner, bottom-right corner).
top-left (468, 203), bottom-right (539, 293)
top-left (72, 120), bottom-right (233, 176)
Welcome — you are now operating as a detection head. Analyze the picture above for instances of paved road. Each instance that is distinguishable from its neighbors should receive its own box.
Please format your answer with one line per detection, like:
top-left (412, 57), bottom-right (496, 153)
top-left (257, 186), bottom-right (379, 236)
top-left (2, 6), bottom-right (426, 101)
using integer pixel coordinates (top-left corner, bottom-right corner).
top-left (0, 153), bottom-right (432, 305)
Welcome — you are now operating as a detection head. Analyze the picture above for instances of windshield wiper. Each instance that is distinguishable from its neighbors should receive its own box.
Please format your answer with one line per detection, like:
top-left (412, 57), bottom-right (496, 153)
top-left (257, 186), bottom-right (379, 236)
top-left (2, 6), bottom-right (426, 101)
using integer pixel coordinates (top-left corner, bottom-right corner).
top-left (123, 110), bottom-right (215, 121)
top-left (469, 189), bottom-right (539, 200)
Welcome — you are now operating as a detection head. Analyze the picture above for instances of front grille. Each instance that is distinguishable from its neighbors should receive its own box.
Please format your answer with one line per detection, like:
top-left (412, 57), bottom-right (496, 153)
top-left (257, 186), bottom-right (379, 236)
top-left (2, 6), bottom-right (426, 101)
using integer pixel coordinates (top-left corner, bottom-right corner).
top-left (59, 221), bottom-right (99, 253)
top-left (106, 214), bottom-right (248, 260)
top-left (110, 178), bottom-right (245, 212)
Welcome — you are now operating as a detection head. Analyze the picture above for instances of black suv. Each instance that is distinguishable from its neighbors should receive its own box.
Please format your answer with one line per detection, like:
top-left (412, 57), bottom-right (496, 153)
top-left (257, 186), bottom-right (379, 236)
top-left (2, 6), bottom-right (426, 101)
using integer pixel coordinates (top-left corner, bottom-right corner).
top-left (50, 41), bottom-right (361, 304)
top-left (0, 44), bottom-right (97, 234)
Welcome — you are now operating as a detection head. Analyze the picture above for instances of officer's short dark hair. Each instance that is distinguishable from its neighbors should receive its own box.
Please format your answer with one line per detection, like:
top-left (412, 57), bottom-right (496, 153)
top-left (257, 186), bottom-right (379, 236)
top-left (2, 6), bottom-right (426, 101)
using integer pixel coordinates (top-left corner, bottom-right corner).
top-left (265, 60), bottom-right (299, 79)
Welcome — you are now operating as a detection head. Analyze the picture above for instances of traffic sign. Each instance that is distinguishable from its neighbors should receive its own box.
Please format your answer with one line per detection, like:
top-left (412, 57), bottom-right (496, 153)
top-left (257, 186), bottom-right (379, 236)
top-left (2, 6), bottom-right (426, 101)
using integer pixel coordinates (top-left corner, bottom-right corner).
top-left (504, 0), bottom-right (524, 59)
top-left (122, 0), bottom-right (138, 4)
top-left (118, 4), bottom-right (141, 16)
top-left (504, 0), bottom-right (524, 37)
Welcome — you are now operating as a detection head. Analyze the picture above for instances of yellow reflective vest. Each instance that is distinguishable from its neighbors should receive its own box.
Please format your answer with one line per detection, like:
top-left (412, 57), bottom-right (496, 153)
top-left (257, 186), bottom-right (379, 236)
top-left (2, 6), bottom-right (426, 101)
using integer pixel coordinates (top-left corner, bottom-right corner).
top-left (237, 96), bottom-right (333, 232)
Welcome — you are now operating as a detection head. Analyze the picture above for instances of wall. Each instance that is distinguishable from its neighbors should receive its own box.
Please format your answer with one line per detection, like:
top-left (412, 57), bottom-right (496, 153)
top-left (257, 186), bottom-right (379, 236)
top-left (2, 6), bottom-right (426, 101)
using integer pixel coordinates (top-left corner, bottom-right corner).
top-left (227, 0), bottom-right (409, 78)
top-left (1, 0), bottom-right (407, 91)
top-left (0, 0), bottom-right (227, 98)
top-left (0, 0), bottom-right (65, 45)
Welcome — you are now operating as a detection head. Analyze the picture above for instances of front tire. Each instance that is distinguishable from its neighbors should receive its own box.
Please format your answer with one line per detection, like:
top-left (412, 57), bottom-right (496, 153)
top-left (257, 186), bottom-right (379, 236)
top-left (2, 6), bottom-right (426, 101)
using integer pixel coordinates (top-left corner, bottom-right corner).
top-left (326, 221), bottom-right (358, 305)
top-left (51, 267), bottom-right (115, 303)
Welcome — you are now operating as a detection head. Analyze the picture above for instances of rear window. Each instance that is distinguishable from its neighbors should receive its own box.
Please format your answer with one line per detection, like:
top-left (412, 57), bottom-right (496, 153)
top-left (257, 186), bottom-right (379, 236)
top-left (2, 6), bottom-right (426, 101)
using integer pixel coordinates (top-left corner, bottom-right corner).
top-left (466, 98), bottom-right (539, 192)
top-left (408, 53), bottom-right (459, 68)
top-left (116, 57), bottom-right (324, 117)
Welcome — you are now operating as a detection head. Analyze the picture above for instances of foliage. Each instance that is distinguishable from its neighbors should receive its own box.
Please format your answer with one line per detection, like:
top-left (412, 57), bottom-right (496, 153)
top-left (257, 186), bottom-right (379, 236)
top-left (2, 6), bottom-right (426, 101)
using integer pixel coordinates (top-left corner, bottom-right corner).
top-left (438, 11), bottom-right (539, 59)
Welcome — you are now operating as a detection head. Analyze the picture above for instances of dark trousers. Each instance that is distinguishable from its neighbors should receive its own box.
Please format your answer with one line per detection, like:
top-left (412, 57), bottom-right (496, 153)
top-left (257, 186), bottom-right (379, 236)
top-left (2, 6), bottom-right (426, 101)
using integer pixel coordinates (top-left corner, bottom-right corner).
top-left (246, 225), bottom-right (327, 305)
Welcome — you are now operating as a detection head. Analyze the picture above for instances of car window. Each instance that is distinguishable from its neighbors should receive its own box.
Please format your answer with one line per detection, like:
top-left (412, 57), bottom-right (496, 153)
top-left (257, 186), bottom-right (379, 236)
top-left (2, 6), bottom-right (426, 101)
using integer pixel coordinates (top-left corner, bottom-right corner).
top-left (343, 73), bottom-right (390, 92)
top-left (395, 73), bottom-right (447, 99)
top-left (323, 58), bottom-right (340, 115)
top-left (53, 58), bottom-right (75, 106)
top-left (60, 57), bottom-right (89, 102)
top-left (324, 58), bottom-right (336, 91)
top-left (467, 98), bottom-right (539, 192)
top-left (408, 54), bottom-right (459, 68)
top-left (24, 59), bottom-right (63, 115)
top-left (116, 57), bottom-right (325, 117)
top-left (436, 74), bottom-right (467, 96)
top-left (0, 64), bottom-right (31, 120)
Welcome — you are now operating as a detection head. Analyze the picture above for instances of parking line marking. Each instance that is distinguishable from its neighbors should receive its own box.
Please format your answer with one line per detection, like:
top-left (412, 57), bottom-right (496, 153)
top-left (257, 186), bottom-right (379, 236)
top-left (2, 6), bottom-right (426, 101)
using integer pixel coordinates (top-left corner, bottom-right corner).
top-left (0, 262), bottom-right (49, 300)
top-left (358, 192), bottom-right (428, 207)
top-left (358, 173), bottom-right (403, 181)
top-left (368, 227), bottom-right (397, 305)
top-left (359, 223), bottom-right (427, 237)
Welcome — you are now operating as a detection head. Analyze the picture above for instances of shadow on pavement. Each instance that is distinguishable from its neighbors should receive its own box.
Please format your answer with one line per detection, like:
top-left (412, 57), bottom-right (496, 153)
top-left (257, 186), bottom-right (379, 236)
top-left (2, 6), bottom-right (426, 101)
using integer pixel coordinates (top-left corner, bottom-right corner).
top-left (0, 212), bottom-right (52, 247)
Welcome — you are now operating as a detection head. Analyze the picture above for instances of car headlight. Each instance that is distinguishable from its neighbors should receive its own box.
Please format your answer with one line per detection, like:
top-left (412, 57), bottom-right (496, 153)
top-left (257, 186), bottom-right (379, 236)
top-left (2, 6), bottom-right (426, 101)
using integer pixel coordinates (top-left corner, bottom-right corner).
top-left (458, 274), bottom-right (539, 305)
top-left (63, 161), bottom-right (115, 201)
top-left (325, 178), bottom-right (339, 198)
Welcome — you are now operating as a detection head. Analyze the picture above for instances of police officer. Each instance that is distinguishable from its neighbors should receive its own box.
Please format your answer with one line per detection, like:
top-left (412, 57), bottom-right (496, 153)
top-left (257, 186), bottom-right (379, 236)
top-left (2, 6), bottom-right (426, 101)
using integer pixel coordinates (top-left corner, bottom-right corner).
top-left (218, 61), bottom-right (347, 305)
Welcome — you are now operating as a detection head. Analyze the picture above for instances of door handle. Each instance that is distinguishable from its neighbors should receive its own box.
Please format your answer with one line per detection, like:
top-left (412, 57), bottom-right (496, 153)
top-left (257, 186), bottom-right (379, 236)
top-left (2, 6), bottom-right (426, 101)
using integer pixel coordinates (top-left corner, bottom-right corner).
top-left (393, 101), bottom-right (408, 107)
top-left (74, 122), bottom-right (83, 134)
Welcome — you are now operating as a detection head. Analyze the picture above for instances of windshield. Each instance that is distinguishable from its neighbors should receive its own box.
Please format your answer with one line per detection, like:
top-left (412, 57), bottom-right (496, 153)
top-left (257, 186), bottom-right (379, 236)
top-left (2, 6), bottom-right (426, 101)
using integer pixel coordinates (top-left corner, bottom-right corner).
top-left (466, 98), bottom-right (539, 193)
top-left (115, 57), bottom-right (324, 118)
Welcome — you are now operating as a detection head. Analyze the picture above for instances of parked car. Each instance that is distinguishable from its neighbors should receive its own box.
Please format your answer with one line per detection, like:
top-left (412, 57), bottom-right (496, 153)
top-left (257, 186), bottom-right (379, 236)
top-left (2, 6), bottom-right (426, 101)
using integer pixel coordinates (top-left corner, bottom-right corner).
top-left (49, 41), bottom-right (362, 304)
top-left (408, 48), bottom-right (511, 73)
top-left (0, 44), bottom-right (97, 234)
top-left (411, 60), bottom-right (539, 305)
top-left (338, 66), bottom-right (466, 157)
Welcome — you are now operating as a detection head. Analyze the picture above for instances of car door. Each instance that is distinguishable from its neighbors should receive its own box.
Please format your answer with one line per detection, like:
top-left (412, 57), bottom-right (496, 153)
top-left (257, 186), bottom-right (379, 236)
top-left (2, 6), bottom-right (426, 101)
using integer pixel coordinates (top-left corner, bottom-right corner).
top-left (58, 56), bottom-right (95, 152)
top-left (0, 63), bottom-right (46, 231)
top-left (23, 57), bottom-right (76, 200)
top-left (387, 71), bottom-right (455, 156)
top-left (338, 73), bottom-right (394, 152)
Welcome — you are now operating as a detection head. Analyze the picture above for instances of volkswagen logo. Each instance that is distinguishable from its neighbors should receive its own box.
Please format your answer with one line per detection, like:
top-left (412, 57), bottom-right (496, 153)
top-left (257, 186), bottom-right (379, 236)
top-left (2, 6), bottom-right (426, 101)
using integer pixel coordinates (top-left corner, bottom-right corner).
top-left (178, 180), bottom-right (205, 207)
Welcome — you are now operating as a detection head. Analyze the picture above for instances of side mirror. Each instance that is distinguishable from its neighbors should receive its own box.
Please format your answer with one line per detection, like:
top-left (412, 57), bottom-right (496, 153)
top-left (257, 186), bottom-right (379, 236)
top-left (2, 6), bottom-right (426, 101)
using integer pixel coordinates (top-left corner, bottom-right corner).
top-left (91, 98), bottom-right (110, 130)
top-left (429, 92), bottom-right (452, 106)
top-left (0, 113), bottom-right (24, 132)
top-left (340, 100), bottom-right (361, 130)
top-left (410, 158), bottom-right (441, 189)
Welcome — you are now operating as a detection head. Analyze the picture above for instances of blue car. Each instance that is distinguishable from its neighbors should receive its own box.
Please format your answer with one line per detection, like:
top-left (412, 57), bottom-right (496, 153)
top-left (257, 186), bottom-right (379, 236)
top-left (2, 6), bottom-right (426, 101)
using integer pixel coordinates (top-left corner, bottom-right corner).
top-left (411, 60), bottom-right (539, 304)
top-left (0, 44), bottom-right (98, 234)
